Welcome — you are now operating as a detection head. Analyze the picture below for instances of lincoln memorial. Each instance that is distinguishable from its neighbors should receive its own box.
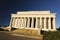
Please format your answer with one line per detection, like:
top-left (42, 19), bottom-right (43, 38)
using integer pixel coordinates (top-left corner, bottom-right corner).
top-left (9, 11), bottom-right (56, 32)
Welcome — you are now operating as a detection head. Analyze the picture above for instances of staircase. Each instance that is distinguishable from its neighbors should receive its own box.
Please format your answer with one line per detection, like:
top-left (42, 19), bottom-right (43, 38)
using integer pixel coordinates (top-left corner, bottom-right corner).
top-left (12, 29), bottom-right (43, 40)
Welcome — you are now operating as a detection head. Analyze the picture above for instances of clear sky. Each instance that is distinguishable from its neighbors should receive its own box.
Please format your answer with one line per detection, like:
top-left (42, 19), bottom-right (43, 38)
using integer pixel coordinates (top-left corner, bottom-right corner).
top-left (0, 0), bottom-right (60, 28)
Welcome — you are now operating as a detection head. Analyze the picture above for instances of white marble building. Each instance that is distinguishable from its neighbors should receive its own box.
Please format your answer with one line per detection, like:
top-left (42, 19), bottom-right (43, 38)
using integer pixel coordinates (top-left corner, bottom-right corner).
top-left (9, 11), bottom-right (56, 31)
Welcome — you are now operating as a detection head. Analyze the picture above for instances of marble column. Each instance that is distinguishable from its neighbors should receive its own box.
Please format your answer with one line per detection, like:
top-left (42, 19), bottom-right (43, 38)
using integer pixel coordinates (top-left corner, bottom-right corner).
top-left (22, 17), bottom-right (24, 27)
top-left (26, 17), bottom-right (28, 27)
top-left (14, 17), bottom-right (15, 27)
top-left (53, 17), bottom-right (56, 30)
top-left (15, 17), bottom-right (16, 27)
top-left (24, 17), bottom-right (26, 28)
top-left (17, 17), bottom-right (19, 28)
top-left (35, 17), bottom-right (38, 28)
top-left (12, 17), bottom-right (14, 26)
top-left (40, 17), bottom-right (42, 29)
top-left (18, 17), bottom-right (20, 28)
top-left (27, 17), bottom-right (30, 28)
top-left (19, 17), bottom-right (22, 28)
top-left (31, 17), bottom-right (34, 28)
top-left (37, 18), bottom-right (40, 28)
top-left (21, 17), bottom-right (24, 28)
top-left (44, 17), bottom-right (46, 29)
top-left (11, 17), bottom-right (14, 27)
top-left (48, 17), bottom-right (51, 30)
top-left (23, 17), bottom-right (26, 28)
top-left (15, 17), bottom-right (18, 27)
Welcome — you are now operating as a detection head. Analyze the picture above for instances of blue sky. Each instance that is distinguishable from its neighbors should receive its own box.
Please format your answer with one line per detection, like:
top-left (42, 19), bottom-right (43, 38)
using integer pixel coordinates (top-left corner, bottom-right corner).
top-left (0, 0), bottom-right (60, 28)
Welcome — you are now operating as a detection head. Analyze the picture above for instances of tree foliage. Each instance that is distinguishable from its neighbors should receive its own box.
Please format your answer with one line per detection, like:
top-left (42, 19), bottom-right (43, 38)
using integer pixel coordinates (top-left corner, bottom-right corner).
top-left (43, 30), bottom-right (60, 40)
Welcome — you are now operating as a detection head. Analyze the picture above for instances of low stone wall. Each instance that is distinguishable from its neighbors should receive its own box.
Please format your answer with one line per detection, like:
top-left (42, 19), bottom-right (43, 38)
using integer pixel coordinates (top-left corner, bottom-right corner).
top-left (0, 27), bottom-right (11, 31)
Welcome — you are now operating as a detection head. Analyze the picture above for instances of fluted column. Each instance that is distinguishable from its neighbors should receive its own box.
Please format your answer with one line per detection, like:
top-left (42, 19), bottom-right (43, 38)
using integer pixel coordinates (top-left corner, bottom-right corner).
top-left (17, 17), bottom-right (19, 28)
top-left (16, 17), bottom-right (18, 27)
top-left (27, 17), bottom-right (30, 28)
top-left (44, 17), bottom-right (46, 29)
top-left (22, 17), bottom-right (24, 27)
top-left (25, 17), bottom-right (27, 27)
top-left (11, 17), bottom-right (14, 27)
top-left (14, 17), bottom-right (15, 27)
top-left (23, 17), bottom-right (26, 28)
top-left (40, 17), bottom-right (42, 29)
top-left (38, 18), bottom-right (40, 28)
top-left (15, 17), bottom-right (17, 27)
top-left (24, 17), bottom-right (26, 28)
top-left (53, 17), bottom-right (56, 30)
top-left (19, 17), bottom-right (21, 28)
top-left (31, 17), bottom-right (34, 28)
top-left (21, 17), bottom-right (24, 28)
top-left (12, 17), bottom-right (14, 26)
top-left (35, 17), bottom-right (38, 28)
top-left (20, 17), bottom-right (22, 28)
top-left (18, 17), bottom-right (20, 28)
top-left (48, 17), bottom-right (51, 30)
